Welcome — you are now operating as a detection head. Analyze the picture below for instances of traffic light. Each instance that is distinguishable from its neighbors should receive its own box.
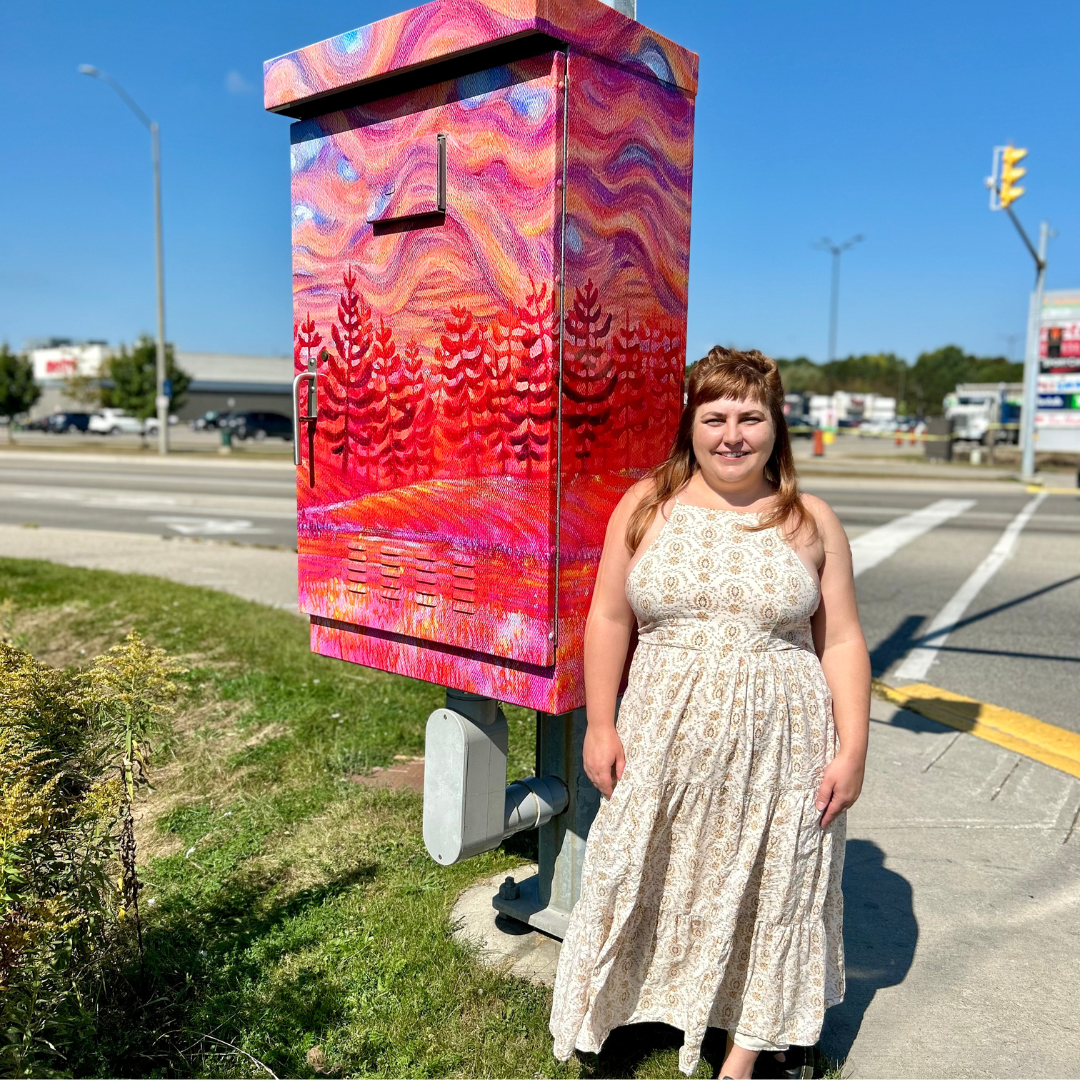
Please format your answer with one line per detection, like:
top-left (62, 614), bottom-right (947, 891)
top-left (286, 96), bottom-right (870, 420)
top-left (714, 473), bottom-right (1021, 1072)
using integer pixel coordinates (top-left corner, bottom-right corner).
top-left (999, 144), bottom-right (1027, 208)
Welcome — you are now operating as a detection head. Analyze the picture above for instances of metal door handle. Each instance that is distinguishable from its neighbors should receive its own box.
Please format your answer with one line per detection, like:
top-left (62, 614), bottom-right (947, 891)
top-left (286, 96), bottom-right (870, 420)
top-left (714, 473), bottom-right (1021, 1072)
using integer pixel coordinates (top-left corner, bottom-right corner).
top-left (366, 133), bottom-right (446, 223)
top-left (292, 360), bottom-right (317, 468)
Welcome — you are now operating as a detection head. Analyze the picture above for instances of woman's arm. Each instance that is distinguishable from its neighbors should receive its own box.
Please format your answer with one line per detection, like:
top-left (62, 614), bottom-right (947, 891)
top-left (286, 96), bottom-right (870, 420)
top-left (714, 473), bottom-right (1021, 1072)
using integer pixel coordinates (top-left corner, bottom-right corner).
top-left (807, 496), bottom-right (871, 829)
top-left (581, 483), bottom-right (650, 798)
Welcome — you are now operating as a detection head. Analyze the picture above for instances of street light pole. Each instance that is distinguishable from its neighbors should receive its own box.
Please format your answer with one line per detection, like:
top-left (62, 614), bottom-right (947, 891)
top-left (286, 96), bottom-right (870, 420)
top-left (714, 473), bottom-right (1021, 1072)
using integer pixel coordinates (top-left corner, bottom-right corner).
top-left (1019, 220), bottom-right (1049, 482)
top-left (79, 65), bottom-right (169, 454)
top-left (815, 234), bottom-right (864, 362)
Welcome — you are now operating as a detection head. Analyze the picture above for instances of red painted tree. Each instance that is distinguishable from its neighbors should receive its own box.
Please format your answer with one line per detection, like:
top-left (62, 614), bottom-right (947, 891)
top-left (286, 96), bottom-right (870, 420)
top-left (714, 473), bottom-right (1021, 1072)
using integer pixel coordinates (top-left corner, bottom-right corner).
top-left (437, 307), bottom-right (488, 475)
top-left (366, 319), bottom-right (399, 486)
top-left (611, 314), bottom-right (646, 468)
top-left (487, 304), bottom-right (524, 474)
top-left (641, 321), bottom-right (685, 461)
top-left (562, 279), bottom-right (615, 471)
top-left (294, 313), bottom-right (323, 423)
top-left (405, 340), bottom-right (436, 482)
top-left (322, 266), bottom-right (373, 471)
top-left (516, 278), bottom-right (557, 477)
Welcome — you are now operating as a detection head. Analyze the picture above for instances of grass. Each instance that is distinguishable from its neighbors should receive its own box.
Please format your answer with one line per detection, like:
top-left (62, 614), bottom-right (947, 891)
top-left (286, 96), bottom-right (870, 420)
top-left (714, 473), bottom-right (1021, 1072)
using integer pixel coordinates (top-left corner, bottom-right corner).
top-left (0, 557), bottom-right (741, 1080)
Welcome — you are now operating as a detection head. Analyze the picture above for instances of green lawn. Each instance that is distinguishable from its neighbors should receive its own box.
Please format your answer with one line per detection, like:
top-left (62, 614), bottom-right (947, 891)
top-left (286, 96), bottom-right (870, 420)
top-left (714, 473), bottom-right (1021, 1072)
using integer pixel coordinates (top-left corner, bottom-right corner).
top-left (0, 558), bottom-right (723, 1080)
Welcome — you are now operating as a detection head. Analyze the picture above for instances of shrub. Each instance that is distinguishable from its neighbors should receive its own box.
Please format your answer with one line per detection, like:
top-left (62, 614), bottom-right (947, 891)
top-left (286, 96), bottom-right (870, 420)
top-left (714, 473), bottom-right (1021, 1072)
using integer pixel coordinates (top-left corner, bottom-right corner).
top-left (0, 633), bottom-right (182, 1076)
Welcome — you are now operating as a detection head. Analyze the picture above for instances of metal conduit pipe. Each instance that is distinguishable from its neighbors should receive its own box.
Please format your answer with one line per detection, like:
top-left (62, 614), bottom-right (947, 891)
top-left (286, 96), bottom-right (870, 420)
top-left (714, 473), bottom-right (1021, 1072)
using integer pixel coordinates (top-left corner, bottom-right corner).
top-left (504, 775), bottom-right (569, 836)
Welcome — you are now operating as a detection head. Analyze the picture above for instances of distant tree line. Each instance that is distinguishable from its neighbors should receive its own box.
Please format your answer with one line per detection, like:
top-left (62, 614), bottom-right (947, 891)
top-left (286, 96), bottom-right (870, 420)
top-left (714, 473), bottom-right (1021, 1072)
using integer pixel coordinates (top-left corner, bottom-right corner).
top-left (774, 346), bottom-right (1023, 416)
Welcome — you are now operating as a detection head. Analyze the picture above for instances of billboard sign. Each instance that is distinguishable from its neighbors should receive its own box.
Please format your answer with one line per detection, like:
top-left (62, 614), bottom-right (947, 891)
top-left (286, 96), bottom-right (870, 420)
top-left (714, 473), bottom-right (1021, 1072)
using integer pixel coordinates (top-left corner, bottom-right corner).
top-left (29, 342), bottom-right (109, 382)
top-left (1039, 289), bottom-right (1080, 373)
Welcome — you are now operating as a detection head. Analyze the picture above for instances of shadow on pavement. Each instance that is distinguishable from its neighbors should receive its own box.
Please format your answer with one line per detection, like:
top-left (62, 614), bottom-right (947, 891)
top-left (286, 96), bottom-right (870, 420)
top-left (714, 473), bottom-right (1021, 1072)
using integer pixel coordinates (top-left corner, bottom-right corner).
top-left (868, 614), bottom-right (925, 678)
top-left (820, 839), bottom-right (918, 1065)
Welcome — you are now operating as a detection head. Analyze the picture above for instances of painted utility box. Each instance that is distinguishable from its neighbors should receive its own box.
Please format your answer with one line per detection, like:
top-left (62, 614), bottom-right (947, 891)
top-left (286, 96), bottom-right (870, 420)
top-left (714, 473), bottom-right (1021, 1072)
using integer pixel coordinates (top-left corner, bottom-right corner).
top-left (265, 0), bottom-right (697, 714)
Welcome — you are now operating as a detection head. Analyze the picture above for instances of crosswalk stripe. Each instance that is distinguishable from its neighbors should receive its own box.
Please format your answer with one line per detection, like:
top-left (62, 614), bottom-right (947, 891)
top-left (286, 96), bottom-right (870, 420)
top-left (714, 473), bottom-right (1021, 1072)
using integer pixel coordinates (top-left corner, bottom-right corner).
top-left (893, 492), bottom-right (1047, 682)
top-left (849, 498), bottom-right (975, 578)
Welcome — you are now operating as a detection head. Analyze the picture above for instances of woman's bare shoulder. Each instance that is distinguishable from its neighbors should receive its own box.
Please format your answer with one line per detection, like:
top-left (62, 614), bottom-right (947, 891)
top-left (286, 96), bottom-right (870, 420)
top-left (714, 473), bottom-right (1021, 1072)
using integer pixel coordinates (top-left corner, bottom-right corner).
top-left (800, 492), bottom-right (849, 551)
top-left (611, 477), bottom-right (658, 519)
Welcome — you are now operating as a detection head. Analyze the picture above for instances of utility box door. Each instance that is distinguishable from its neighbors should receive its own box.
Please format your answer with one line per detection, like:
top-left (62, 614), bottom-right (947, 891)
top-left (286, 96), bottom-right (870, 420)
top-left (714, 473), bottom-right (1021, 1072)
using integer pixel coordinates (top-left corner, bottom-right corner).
top-left (292, 52), bottom-right (565, 668)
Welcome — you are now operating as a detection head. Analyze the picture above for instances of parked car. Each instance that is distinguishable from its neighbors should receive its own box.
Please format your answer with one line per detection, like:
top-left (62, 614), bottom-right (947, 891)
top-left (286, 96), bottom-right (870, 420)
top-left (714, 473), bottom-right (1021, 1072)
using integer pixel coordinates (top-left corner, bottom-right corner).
top-left (189, 410), bottom-right (234, 431)
top-left (89, 409), bottom-right (144, 436)
top-left (226, 411), bottom-right (293, 441)
top-left (144, 414), bottom-right (179, 435)
top-left (22, 415), bottom-right (54, 432)
top-left (46, 411), bottom-right (93, 433)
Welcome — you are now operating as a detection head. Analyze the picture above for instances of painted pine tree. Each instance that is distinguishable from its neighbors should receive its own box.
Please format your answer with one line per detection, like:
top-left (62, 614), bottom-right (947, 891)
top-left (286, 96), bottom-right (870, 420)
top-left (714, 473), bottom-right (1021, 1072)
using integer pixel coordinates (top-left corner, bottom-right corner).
top-left (641, 320), bottom-right (684, 461)
top-left (611, 314), bottom-right (645, 468)
top-left (380, 317), bottom-right (412, 483)
top-left (405, 340), bottom-right (436, 482)
top-left (562, 279), bottom-right (614, 470)
top-left (323, 267), bottom-right (373, 471)
top-left (516, 278), bottom-right (557, 477)
top-left (487, 304), bottom-right (524, 474)
top-left (437, 307), bottom-right (484, 475)
top-left (294, 313), bottom-right (323, 424)
top-left (369, 319), bottom-right (402, 486)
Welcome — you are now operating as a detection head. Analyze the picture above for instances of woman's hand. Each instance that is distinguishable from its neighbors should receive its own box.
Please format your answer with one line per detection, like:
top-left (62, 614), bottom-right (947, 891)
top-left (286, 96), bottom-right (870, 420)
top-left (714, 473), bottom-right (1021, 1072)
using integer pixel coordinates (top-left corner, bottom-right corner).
top-left (815, 751), bottom-right (864, 829)
top-left (583, 723), bottom-right (625, 799)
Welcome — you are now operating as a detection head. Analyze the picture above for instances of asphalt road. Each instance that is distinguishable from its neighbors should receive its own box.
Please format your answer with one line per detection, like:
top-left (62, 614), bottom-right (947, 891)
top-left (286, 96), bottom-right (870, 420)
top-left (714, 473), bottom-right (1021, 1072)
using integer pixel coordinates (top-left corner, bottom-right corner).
top-left (0, 451), bottom-right (298, 548)
top-left (1, 451), bottom-right (1078, 731)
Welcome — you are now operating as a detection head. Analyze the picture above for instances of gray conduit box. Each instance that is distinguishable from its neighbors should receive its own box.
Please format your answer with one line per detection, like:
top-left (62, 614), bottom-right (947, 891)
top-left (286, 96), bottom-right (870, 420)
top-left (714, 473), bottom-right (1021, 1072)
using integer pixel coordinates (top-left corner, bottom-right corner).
top-left (423, 691), bottom-right (570, 866)
top-left (423, 700), bottom-right (509, 864)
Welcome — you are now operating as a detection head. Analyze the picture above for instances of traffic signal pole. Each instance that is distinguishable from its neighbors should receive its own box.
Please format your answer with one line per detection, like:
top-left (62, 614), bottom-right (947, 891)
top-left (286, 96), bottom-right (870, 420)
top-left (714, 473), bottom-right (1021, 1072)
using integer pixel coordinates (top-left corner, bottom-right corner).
top-left (1019, 221), bottom-right (1049, 482)
top-left (985, 143), bottom-right (1049, 483)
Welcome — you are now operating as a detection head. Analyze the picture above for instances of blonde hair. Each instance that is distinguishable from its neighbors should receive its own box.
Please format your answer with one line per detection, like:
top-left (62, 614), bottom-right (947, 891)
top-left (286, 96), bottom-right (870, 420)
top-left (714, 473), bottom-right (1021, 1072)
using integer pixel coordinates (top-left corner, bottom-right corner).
top-left (626, 346), bottom-right (816, 552)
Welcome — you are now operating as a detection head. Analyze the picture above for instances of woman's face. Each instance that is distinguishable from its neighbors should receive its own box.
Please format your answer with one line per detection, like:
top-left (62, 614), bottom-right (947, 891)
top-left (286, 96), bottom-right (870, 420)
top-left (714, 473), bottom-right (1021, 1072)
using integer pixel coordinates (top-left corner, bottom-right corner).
top-left (691, 395), bottom-right (776, 488)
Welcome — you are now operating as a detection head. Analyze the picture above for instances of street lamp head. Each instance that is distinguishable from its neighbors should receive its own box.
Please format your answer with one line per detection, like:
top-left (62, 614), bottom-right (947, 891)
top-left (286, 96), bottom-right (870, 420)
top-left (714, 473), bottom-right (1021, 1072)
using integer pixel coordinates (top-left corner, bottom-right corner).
top-left (77, 64), bottom-right (99, 77)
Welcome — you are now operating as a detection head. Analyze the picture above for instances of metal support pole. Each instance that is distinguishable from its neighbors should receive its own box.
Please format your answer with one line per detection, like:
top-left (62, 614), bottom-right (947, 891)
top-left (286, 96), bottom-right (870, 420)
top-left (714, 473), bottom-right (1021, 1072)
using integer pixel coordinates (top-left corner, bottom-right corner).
top-left (815, 234), bottom-right (863, 363)
top-left (79, 65), bottom-right (168, 453)
top-left (151, 122), bottom-right (168, 454)
top-left (828, 248), bottom-right (841, 364)
top-left (1020, 221), bottom-right (1049, 482)
top-left (492, 706), bottom-right (600, 938)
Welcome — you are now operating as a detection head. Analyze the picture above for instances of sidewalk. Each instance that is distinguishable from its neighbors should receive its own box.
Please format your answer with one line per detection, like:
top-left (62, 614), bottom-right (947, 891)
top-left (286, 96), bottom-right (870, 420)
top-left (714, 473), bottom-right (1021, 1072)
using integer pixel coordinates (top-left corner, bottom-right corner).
top-left (821, 695), bottom-right (1080, 1077)
top-left (0, 524), bottom-right (299, 610)
top-left (454, 695), bottom-right (1080, 1078)
top-left (3, 526), bottom-right (1078, 1077)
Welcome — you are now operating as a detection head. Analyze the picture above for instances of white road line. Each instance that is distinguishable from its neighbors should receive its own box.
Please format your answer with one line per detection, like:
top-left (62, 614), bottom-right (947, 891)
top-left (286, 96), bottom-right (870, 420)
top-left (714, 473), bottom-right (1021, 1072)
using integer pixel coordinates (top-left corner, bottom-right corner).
top-left (850, 499), bottom-right (976, 578)
top-left (893, 492), bottom-right (1048, 682)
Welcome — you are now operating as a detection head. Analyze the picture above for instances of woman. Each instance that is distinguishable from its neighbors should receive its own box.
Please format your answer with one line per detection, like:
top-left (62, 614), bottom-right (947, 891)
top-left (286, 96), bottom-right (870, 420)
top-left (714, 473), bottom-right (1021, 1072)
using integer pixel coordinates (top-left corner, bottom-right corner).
top-left (549, 347), bottom-right (870, 1079)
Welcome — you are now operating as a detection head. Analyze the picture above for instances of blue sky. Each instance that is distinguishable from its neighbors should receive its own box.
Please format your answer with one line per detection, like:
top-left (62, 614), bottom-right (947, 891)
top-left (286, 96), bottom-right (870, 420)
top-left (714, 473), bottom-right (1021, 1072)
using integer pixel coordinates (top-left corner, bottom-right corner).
top-left (2, 0), bottom-right (1076, 364)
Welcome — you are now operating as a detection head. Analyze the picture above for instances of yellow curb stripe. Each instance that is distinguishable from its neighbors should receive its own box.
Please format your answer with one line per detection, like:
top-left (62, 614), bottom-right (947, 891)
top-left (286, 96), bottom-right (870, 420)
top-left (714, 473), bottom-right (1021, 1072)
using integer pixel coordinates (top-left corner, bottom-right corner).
top-left (1026, 485), bottom-right (1079, 495)
top-left (872, 679), bottom-right (1080, 780)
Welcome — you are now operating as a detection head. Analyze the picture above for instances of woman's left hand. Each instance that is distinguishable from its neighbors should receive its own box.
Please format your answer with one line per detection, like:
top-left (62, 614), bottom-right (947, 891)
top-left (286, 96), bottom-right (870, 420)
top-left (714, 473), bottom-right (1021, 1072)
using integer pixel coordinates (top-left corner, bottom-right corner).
top-left (815, 751), bottom-right (865, 829)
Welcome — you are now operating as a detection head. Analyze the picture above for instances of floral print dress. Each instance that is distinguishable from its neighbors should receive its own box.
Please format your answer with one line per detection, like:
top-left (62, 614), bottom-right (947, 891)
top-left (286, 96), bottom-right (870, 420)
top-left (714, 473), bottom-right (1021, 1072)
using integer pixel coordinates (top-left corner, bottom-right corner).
top-left (550, 501), bottom-right (846, 1076)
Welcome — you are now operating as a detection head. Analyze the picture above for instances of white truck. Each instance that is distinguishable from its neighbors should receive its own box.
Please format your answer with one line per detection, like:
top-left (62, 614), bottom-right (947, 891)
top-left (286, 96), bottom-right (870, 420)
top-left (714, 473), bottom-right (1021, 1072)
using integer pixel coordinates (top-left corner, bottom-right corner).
top-left (942, 383), bottom-right (1022, 444)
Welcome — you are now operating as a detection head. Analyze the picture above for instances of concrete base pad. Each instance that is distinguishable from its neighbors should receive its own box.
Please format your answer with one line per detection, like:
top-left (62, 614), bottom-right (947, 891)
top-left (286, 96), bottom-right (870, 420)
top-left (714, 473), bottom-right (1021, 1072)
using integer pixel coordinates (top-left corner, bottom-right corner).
top-left (451, 865), bottom-right (562, 987)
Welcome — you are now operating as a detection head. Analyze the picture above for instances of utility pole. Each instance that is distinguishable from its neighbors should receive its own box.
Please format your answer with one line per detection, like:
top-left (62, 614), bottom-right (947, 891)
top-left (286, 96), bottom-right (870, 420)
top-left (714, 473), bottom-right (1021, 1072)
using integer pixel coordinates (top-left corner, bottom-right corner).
top-left (80, 65), bottom-right (169, 454)
top-left (985, 143), bottom-right (1049, 482)
top-left (815, 234), bottom-right (863, 362)
top-left (1019, 222), bottom-right (1049, 480)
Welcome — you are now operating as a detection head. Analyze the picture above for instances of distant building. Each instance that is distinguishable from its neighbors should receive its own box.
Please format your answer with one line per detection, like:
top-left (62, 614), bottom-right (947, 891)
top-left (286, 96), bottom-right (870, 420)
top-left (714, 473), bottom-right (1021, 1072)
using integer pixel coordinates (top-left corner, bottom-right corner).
top-left (807, 391), bottom-right (896, 427)
top-left (28, 338), bottom-right (110, 381)
top-left (174, 352), bottom-right (293, 420)
top-left (25, 340), bottom-right (293, 420)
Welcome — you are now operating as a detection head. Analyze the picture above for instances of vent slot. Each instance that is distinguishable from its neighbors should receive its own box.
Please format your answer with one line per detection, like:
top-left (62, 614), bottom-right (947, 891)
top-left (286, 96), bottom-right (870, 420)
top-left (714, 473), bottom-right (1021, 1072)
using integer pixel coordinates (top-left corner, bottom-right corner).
top-left (380, 547), bottom-right (405, 602)
top-left (451, 556), bottom-right (476, 615)
top-left (346, 540), bottom-right (368, 594)
top-left (415, 554), bottom-right (438, 608)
